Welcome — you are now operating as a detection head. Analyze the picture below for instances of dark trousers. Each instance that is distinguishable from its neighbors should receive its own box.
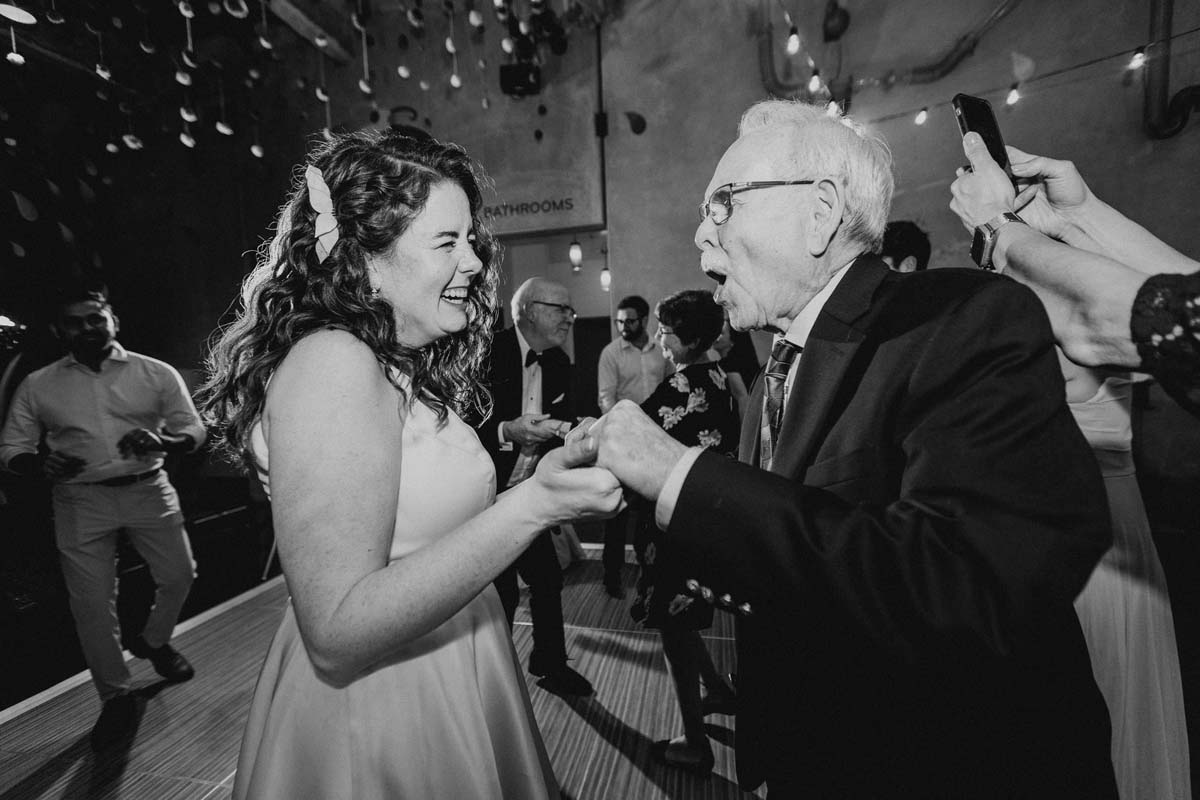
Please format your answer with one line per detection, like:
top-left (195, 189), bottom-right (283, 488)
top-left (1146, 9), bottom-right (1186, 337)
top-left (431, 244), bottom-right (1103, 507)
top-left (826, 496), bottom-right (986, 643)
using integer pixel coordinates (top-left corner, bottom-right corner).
top-left (493, 528), bottom-right (567, 674)
top-left (602, 506), bottom-right (634, 587)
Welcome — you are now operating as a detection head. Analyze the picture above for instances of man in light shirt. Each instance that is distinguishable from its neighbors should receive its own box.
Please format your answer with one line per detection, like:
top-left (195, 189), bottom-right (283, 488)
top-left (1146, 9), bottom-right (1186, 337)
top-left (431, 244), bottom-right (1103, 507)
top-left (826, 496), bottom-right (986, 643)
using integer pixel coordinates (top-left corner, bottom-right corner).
top-left (578, 99), bottom-right (1116, 796)
top-left (0, 287), bottom-right (203, 751)
top-left (595, 295), bottom-right (670, 597)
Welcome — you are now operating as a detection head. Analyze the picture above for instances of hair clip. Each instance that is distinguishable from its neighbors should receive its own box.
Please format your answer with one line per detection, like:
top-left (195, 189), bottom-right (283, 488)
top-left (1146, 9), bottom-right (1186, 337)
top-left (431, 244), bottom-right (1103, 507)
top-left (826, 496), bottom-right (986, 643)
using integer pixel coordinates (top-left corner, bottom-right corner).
top-left (304, 165), bottom-right (340, 262)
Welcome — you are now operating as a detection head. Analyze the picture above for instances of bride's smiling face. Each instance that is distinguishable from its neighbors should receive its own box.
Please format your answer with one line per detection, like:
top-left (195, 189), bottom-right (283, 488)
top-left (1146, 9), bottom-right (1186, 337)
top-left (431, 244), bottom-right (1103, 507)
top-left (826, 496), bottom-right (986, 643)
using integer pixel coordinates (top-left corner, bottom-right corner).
top-left (370, 181), bottom-right (483, 348)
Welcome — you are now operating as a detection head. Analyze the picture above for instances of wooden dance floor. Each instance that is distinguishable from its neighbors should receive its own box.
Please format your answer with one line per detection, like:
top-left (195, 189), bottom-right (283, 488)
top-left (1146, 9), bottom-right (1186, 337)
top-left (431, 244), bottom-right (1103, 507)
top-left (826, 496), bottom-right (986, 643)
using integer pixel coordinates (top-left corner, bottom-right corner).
top-left (0, 557), bottom-right (765, 799)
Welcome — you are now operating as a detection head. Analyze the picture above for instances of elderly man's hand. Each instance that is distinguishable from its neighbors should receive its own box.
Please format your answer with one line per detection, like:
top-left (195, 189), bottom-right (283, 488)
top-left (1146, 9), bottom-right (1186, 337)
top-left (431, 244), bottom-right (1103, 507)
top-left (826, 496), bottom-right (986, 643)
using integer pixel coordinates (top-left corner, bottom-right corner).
top-left (587, 400), bottom-right (687, 502)
top-left (1007, 145), bottom-right (1093, 241)
top-left (949, 132), bottom-right (1017, 232)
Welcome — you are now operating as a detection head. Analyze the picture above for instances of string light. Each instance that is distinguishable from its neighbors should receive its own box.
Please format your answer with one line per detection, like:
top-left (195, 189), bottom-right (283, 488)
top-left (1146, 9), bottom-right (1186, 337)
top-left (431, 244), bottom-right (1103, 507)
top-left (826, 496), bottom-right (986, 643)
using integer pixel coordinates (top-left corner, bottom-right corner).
top-left (599, 266), bottom-right (612, 292)
top-left (257, 0), bottom-right (272, 49)
top-left (1005, 82), bottom-right (1020, 105)
top-left (914, 107), bottom-right (928, 125)
top-left (786, 25), bottom-right (801, 56)
top-left (568, 240), bottom-right (582, 269)
top-left (1129, 47), bottom-right (1146, 69)
top-left (808, 69), bottom-right (822, 93)
top-left (6, 25), bottom-right (24, 65)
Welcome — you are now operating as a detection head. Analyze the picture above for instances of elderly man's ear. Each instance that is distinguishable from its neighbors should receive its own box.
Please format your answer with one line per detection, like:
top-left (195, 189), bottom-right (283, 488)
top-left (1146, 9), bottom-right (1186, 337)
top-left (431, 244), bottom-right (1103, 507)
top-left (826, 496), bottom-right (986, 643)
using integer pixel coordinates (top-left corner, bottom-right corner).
top-left (805, 178), bottom-right (845, 258)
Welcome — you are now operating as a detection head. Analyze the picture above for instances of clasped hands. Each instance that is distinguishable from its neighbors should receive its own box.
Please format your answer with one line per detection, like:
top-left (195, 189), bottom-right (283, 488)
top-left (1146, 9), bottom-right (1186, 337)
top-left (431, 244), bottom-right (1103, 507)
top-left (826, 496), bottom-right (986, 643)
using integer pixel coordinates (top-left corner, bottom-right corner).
top-left (533, 400), bottom-right (687, 522)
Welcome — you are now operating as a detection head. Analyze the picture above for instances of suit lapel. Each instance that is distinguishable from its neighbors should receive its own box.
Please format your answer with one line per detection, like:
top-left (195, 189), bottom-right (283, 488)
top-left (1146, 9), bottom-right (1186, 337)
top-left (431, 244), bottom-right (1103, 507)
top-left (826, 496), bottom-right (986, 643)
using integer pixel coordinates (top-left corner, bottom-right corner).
top-left (770, 256), bottom-right (891, 476)
top-left (739, 375), bottom-right (765, 465)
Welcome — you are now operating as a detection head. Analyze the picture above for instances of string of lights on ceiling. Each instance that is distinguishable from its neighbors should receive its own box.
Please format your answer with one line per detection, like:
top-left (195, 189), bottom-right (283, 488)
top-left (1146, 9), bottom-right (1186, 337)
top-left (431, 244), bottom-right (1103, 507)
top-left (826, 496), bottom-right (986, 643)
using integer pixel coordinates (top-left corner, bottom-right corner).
top-left (852, 24), bottom-right (1200, 128)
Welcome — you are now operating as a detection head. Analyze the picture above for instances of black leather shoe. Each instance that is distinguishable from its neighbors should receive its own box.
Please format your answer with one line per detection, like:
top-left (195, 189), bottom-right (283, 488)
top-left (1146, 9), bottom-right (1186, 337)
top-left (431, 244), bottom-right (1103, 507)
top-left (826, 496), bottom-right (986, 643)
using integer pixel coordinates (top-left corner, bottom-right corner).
top-left (604, 582), bottom-right (625, 599)
top-left (90, 693), bottom-right (137, 751)
top-left (130, 638), bottom-right (195, 683)
top-left (650, 739), bottom-right (714, 777)
top-left (533, 664), bottom-right (594, 697)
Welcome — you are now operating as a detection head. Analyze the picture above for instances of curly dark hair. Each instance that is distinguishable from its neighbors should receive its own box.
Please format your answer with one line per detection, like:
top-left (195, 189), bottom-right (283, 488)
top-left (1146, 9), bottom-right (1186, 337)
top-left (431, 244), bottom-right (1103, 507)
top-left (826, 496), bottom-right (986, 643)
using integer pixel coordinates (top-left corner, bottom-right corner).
top-left (655, 289), bottom-right (724, 357)
top-left (199, 129), bottom-right (501, 469)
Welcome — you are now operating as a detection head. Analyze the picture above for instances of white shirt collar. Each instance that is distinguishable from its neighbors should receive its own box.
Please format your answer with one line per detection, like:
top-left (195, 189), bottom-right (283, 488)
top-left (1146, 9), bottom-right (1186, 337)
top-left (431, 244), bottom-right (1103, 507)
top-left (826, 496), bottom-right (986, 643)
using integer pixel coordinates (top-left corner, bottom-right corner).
top-left (65, 340), bottom-right (129, 369)
top-left (780, 260), bottom-right (855, 349)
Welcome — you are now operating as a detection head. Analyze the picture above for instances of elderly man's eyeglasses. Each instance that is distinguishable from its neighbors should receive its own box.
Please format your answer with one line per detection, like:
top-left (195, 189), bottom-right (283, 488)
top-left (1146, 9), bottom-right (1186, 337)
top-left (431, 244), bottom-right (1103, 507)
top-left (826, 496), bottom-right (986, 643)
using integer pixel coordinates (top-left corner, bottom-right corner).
top-left (531, 300), bottom-right (577, 321)
top-left (698, 180), bottom-right (815, 226)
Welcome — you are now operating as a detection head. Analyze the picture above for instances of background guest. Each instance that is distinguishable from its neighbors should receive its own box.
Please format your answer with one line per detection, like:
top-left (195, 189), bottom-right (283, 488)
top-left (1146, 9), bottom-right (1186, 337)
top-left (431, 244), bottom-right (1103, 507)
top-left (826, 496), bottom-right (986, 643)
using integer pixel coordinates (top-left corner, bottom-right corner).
top-left (879, 220), bottom-right (932, 273)
top-left (631, 288), bottom-right (739, 775)
top-left (596, 294), bottom-right (671, 598)
top-left (0, 286), bottom-right (201, 750)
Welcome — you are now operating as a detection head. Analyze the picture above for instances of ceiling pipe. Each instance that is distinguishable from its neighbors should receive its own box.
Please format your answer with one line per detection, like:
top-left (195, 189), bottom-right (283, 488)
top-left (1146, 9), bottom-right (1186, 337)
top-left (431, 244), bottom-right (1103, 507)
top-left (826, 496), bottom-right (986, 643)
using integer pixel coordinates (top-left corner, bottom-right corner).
top-left (1145, 0), bottom-right (1200, 139)
top-left (758, 0), bottom-right (1023, 98)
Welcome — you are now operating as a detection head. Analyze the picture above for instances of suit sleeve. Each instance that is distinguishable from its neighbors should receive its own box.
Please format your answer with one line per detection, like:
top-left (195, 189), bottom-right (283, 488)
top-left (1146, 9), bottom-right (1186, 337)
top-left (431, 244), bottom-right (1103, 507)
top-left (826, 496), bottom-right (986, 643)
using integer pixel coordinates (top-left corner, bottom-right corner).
top-left (667, 281), bottom-right (1111, 662)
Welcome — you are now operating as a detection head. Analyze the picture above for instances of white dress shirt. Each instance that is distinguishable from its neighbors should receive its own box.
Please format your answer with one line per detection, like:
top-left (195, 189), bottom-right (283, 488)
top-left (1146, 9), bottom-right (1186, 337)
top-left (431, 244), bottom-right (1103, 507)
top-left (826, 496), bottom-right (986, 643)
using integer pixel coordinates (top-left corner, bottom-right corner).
top-left (597, 337), bottom-right (671, 413)
top-left (0, 342), bottom-right (206, 483)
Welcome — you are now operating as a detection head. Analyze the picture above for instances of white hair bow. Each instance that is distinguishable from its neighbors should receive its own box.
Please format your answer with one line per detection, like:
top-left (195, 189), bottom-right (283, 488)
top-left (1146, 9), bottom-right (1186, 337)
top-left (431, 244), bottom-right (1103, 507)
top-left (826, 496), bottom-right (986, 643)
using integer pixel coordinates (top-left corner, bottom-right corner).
top-left (305, 164), bottom-right (339, 263)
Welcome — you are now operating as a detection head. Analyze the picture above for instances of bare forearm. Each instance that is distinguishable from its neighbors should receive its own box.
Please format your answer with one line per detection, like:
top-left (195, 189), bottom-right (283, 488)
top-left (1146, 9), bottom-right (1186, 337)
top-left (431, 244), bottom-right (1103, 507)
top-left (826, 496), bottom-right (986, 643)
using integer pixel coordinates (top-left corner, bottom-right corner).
top-left (299, 480), bottom-right (554, 683)
top-left (1063, 196), bottom-right (1198, 276)
top-left (994, 223), bottom-right (1143, 367)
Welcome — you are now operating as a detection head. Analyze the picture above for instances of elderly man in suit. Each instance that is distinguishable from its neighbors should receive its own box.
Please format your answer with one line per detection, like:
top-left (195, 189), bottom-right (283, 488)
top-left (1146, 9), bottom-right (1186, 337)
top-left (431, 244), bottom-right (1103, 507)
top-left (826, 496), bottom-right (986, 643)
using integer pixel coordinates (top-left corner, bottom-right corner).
top-left (476, 277), bottom-right (594, 697)
top-left (581, 100), bottom-right (1117, 796)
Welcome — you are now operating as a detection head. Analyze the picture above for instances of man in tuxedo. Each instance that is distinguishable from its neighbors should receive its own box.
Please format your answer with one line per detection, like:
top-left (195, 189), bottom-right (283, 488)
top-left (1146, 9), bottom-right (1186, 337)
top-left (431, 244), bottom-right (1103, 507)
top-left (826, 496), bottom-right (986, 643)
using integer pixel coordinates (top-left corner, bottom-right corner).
top-left (476, 277), bottom-right (594, 697)
top-left (583, 100), bottom-right (1117, 796)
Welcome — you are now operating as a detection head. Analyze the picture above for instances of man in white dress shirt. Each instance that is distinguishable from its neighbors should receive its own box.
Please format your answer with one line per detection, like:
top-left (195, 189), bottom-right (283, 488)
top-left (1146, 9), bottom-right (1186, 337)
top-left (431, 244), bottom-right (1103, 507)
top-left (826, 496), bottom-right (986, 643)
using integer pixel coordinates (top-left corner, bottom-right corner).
top-left (0, 287), bottom-right (204, 750)
top-left (595, 295), bottom-right (670, 597)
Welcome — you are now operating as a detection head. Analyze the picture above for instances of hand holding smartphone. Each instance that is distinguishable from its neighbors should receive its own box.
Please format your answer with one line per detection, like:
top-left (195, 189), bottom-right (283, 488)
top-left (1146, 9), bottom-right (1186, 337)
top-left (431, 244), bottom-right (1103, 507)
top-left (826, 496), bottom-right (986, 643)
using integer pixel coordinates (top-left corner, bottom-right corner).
top-left (951, 93), bottom-right (1018, 190)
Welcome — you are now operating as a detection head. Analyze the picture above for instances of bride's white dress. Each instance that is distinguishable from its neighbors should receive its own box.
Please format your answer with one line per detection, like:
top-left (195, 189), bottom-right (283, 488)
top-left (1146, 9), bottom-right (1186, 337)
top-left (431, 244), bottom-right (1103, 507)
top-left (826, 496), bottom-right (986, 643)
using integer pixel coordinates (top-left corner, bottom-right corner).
top-left (232, 395), bottom-right (557, 799)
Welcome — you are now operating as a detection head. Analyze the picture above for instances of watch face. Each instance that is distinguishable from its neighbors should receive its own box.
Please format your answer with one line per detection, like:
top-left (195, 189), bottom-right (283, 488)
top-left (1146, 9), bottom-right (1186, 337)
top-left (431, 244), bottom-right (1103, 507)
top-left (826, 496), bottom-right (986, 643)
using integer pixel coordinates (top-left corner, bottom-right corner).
top-left (971, 227), bottom-right (986, 266)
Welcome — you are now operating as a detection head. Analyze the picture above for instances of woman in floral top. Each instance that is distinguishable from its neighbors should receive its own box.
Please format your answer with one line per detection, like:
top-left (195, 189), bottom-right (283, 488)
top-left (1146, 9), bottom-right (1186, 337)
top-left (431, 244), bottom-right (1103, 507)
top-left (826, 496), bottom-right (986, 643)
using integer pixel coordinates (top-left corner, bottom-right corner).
top-left (632, 289), bottom-right (738, 776)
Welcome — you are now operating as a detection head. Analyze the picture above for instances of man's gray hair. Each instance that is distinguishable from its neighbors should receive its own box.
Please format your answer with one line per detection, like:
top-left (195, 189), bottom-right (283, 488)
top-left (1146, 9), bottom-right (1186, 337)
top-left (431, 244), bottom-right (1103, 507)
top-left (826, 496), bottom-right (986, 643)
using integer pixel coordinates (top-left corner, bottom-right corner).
top-left (738, 100), bottom-right (894, 252)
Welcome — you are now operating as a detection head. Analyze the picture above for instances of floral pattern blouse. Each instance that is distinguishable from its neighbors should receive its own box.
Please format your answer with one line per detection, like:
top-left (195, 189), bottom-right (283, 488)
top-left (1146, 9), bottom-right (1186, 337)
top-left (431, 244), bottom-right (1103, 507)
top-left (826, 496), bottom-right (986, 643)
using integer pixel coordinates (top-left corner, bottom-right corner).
top-left (630, 360), bottom-right (739, 630)
top-left (1131, 271), bottom-right (1200, 417)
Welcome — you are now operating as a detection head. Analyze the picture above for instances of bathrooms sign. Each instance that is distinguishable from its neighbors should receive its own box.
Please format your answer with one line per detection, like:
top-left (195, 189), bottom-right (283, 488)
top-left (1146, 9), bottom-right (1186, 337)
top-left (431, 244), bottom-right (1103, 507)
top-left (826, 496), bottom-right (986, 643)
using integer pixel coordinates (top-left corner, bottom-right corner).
top-left (482, 164), bottom-right (603, 236)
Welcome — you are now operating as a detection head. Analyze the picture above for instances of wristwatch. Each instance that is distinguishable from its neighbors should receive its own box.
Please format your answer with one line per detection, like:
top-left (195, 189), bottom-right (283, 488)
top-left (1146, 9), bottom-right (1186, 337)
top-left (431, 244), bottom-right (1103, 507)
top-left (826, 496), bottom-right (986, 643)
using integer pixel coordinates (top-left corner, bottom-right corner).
top-left (971, 212), bottom-right (1025, 272)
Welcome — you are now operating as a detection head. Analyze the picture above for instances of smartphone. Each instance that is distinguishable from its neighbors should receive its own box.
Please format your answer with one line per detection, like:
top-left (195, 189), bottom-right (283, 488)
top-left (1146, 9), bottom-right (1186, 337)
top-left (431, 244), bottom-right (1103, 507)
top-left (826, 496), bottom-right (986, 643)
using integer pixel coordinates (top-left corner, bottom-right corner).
top-left (951, 93), bottom-right (1016, 187)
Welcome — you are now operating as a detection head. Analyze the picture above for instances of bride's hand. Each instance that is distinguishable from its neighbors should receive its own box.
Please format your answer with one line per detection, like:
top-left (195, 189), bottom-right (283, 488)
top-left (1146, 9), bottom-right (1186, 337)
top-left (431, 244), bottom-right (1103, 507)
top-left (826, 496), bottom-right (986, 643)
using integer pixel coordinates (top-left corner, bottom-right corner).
top-left (529, 429), bottom-right (624, 524)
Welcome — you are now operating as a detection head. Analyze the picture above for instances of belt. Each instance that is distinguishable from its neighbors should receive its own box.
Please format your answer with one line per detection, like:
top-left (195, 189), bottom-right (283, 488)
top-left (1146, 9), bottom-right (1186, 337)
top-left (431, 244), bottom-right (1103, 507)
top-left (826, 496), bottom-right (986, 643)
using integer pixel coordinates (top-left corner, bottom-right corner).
top-left (88, 468), bottom-right (160, 487)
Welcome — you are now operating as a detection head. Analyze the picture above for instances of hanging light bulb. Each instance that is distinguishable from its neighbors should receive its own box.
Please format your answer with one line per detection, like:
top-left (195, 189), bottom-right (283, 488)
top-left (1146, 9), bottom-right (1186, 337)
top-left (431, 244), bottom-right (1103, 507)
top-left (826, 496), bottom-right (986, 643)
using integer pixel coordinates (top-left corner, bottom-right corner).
top-left (1006, 82), bottom-right (1020, 106)
top-left (468, 9), bottom-right (483, 27)
top-left (250, 142), bottom-right (264, 158)
top-left (568, 240), bottom-right (582, 270)
top-left (105, 140), bottom-right (120, 154)
top-left (397, 64), bottom-right (411, 78)
top-left (45, 0), bottom-right (64, 24)
top-left (786, 25), bottom-right (801, 56)
top-left (178, 1), bottom-right (194, 19)
top-left (419, 79), bottom-right (430, 91)
top-left (914, 107), bottom-right (928, 125)
top-left (122, 133), bottom-right (143, 150)
top-left (500, 36), bottom-right (513, 54)
top-left (449, 72), bottom-right (462, 88)
top-left (180, 105), bottom-right (198, 122)
top-left (314, 33), bottom-right (328, 48)
top-left (357, 16), bottom-right (372, 95)
top-left (358, 77), bottom-right (372, 94)
top-left (825, 100), bottom-right (839, 116)
top-left (179, 123), bottom-right (196, 148)
top-left (216, 120), bottom-right (233, 135)
top-left (6, 25), bottom-right (24, 65)
top-left (808, 69), bottom-right (821, 93)
top-left (1128, 47), bottom-right (1146, 70)
top-left (176, 69), bottom-right (192, 85)
top-left (444, 35), bottom-right (456, 54)
top-left (599, 266), bottom-right (612, 292)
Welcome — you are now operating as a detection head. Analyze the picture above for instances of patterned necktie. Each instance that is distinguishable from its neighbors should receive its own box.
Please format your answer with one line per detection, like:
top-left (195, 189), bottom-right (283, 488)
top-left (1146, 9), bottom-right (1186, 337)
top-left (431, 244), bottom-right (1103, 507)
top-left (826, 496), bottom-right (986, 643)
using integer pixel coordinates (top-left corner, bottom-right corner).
top-left (760, 338), bottom-right (802, 470)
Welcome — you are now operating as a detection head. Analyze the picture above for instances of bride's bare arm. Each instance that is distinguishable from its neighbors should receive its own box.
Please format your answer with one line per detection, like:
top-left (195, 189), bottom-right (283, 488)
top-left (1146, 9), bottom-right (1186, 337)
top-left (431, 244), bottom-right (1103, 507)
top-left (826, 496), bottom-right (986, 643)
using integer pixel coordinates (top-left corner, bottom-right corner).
top-left (266, 329), bottom-right (620, 684)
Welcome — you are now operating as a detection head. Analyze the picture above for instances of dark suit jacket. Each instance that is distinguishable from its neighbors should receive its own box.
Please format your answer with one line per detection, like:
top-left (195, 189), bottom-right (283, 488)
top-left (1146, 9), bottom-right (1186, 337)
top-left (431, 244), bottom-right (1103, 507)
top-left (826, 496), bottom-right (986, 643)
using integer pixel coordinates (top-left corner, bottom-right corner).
top-left (669, 256), bottom-right (1116, 797)
top-left (477, 326), bottom-right (573, 488)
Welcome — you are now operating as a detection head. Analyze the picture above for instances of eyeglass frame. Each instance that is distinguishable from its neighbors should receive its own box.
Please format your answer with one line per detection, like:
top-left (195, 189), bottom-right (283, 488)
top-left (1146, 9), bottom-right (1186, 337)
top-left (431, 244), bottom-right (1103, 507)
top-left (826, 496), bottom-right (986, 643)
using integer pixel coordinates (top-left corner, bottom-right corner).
top-left (529, 300), bottom-right (578, 320)
top-left (614, 316), bottom-right (643, 328)
top-left (698, 180), bottom-right (815, 226)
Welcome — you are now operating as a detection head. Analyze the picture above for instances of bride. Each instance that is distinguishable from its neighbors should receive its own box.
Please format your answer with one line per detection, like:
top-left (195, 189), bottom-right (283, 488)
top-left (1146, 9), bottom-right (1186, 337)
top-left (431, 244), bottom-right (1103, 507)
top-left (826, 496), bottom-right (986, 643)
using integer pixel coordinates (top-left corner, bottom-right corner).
top-left (201, 130), bottom-right (621, 799)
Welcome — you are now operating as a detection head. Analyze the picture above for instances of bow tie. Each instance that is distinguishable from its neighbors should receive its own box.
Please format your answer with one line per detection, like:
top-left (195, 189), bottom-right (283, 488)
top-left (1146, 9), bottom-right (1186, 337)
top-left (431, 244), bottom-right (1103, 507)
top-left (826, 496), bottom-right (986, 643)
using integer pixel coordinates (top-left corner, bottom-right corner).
top-left (525, 350), bottom-right (542, 368)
